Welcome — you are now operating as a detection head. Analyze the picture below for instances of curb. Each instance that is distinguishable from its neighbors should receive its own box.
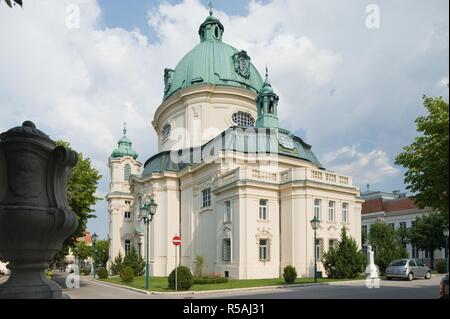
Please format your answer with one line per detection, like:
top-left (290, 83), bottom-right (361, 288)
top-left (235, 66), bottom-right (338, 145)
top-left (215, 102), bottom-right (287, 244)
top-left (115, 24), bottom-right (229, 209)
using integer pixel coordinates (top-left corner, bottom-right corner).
top-left (91, 279), bottom-right (345, 297)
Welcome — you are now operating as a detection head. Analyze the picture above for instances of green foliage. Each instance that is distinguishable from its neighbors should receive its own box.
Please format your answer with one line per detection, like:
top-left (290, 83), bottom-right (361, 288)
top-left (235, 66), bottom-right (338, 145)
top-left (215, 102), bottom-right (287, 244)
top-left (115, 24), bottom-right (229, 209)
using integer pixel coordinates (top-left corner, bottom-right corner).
top-left (120, 266), bottom-right (134, 283)
top-left (395, 96), bottom-right (449, 220)
top-left (409, 213), bottom-right (446, 269)
top-left (193, 277), bottom-right (228, 285)
top-left (93, 240), bottom-right (109, 268)
top-left (73, 241), bottom-right (92, 264)
top-left (282, 265), bottom-right (298, 284)
top-left (97, 267), bottom-right (109, 279)
top-left (54, 141), bottom-right (102, 262)
top-left (82, 269), bottom-right (91, 276)
top-left (194, 255), bottom-right (205, 278)
top-left (1, 0), bottom-right (22, 8)
top-left (368, 222), bottom-right (408, 273)
top-left (323, 228), bottom-right (366, 279)
top-left (436, 260), bottom-right (446, 274)
top-left (123, 247), bottom-right (145, 276)
top-left (45, 268), bottom-right (53, 280)
top-left (395, 227), bottom-right (411, 248)
top-left (168, 266), bottom-right (194, 290)
top-left (110, 251), bottom-right (124, 276)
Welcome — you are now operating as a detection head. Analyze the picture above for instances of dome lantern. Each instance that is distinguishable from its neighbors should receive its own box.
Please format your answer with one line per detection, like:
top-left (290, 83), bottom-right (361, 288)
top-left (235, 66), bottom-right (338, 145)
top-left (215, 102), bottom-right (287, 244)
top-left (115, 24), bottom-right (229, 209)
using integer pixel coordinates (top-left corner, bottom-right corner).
top-left (198, 2), bottom-right (224, 42)
top-left (111, 122), bottom-right (139, 160)
top-left (256, 67), bottom-right (279, 129)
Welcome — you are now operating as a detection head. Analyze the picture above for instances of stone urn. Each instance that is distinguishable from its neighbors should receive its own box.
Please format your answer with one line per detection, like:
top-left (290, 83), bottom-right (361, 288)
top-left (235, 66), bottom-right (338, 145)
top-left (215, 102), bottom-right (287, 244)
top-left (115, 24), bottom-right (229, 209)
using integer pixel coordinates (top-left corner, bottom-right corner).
top-left (0, 121), bottom-right (78, 299)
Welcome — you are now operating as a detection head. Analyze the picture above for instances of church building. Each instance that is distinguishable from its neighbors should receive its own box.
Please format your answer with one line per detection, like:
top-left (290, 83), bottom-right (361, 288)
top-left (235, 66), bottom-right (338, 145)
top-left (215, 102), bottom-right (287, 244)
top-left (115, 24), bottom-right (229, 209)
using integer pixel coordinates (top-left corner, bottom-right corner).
top-left (107, 8), bottom-right (363, 279)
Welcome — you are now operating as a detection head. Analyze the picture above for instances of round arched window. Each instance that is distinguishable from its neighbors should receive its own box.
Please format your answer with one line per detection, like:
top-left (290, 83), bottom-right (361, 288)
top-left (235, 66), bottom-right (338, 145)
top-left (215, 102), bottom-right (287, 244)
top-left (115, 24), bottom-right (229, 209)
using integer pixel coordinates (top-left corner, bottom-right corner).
top-left (232, 112), bottom-right (255, 127)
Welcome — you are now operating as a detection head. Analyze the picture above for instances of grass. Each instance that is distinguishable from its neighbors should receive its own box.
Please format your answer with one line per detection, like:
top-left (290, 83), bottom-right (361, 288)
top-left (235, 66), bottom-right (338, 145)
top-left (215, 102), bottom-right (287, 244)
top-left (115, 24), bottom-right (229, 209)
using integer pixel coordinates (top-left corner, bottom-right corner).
top-left (100, 276), bottom-right (363, 292)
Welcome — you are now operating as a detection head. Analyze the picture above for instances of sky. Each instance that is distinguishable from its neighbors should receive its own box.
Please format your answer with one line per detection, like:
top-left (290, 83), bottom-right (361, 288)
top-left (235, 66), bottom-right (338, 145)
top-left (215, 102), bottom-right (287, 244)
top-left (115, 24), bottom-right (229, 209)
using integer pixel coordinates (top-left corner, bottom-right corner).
top-left (0, 0), bottom-right (448, 239)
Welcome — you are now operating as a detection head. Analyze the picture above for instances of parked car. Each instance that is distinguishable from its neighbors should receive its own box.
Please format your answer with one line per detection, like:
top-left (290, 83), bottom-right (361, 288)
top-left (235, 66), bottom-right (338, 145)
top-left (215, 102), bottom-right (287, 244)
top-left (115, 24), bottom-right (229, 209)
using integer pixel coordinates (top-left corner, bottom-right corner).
top-left (385, 258), bottom-right (431, 281)
top-left (440, 275), bottom-right (449, 299)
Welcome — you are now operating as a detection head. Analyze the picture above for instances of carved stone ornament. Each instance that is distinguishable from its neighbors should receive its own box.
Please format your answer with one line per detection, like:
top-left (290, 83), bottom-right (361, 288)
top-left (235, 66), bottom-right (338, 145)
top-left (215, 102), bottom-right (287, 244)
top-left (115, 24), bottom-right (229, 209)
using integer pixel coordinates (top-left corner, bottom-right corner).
top-left (232, 50), bottom-right (251, 79)
top-left (0, 121), bottom-right (78, 299)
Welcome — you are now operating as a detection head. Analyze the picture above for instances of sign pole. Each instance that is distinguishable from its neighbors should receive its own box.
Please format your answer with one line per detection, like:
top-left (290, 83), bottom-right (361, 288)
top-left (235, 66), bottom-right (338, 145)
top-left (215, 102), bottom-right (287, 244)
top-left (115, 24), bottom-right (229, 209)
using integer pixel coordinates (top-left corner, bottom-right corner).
top-left (175, 244), bottom-right (178, 292)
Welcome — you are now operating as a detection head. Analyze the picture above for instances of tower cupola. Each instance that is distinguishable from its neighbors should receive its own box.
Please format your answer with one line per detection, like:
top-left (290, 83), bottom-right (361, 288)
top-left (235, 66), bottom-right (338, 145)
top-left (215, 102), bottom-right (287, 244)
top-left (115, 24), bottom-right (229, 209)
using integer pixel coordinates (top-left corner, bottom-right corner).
top-left (256, 67), bottom-right (279, 128)
top-left (111, 123), bottom-right (139, 159)
top-left (198, 2), bottom-right (224, 42)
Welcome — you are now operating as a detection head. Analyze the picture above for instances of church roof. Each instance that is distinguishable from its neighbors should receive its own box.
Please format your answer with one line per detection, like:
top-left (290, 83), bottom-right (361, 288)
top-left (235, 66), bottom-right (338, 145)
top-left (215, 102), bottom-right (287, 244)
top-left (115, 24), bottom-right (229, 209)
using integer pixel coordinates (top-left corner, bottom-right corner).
top-left (142, 126), bottom-right (324, 177)
top-left (163, 14), bottom-right (264, 101)
top-left (111, 126), bottom-right (139, 160)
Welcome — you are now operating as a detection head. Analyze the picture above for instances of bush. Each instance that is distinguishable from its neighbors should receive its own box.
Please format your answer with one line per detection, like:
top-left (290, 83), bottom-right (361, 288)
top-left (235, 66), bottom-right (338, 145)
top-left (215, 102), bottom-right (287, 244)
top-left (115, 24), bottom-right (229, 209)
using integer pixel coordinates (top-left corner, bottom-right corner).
top-left (283, 265), bottom-right (297, 284)
top-left (123, 247), bottom-right (146, 276)
top-left (81, 268), bottom-right (91, 276)
top-left (436, 260), bottom-right (446, 274)
top-left (120, 266), bottom-right (134, 283)
top-left (97, 267), bottom-right (108, 279)
top-left (323, 227), bottom-right (366, 279)
top-left (110, 251), bottom-right (124, 276)
top-left (193, 277), bottom-right (228, 285)
top-left (168, 266), bottom-right (193, 290)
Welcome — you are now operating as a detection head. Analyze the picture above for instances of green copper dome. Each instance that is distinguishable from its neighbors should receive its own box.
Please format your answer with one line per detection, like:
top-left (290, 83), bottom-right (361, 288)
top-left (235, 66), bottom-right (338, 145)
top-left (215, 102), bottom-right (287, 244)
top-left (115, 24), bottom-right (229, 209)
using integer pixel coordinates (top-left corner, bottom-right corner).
top-left (163, 14), bottom-right (264, 101)
top-left (111, 126), bottom-right (139, 160)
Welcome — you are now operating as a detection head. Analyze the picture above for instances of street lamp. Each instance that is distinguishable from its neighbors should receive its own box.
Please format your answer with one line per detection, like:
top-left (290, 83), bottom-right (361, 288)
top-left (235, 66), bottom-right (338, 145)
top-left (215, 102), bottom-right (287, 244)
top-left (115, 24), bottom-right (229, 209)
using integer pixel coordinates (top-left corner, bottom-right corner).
top-left (140, 196), bottom-right (158, 290)
top-left (92, 233), bottom-right (98, 279)
top-left (310, 216), bottom-right (320, 283)
top-left (443, 228), bottom-right (449, 275)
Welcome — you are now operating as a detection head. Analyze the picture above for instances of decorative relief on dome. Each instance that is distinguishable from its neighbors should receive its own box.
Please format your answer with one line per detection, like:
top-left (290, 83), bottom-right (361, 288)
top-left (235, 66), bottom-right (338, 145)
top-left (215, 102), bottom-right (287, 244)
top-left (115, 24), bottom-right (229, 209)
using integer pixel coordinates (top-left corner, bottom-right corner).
top-left (232, 50), bottom-right (251, 79)
top-left (164, 68), bottom-right (174, 93)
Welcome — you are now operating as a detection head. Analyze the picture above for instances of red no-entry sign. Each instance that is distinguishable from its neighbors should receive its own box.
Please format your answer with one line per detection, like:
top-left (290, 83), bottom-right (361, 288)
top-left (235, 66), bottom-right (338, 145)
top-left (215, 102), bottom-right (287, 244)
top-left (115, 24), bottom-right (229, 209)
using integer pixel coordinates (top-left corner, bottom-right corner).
top-left (172, 235), bottom-right (181, 246)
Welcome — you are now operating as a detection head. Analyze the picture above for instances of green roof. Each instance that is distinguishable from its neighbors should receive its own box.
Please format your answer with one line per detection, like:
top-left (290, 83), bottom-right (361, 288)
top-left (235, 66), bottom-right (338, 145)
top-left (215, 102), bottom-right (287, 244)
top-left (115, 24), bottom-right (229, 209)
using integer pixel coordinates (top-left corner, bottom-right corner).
top-left (163, 15), bottom-right (264, 101)
top-left (111, 128), bottom-right (139, 160)
top-left (142, 127), bottom-right (324, 177)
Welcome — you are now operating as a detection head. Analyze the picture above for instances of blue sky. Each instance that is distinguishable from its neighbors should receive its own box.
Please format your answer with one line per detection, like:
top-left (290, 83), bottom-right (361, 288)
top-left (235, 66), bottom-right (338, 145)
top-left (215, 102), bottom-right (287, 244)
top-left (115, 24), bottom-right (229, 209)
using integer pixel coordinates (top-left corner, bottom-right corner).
top-left (0, 0), bottom-right (448, 239)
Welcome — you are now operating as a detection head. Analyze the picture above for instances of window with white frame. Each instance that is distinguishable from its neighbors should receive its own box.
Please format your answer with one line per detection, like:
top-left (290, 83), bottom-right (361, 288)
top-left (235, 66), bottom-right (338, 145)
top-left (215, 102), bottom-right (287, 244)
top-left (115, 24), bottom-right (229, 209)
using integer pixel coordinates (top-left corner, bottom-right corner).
top-left (124, 211), bottom-right (131, 220)
top-left (389, 223), bottom-right (395, 230)
top-left (202, 188), bottom-right (211, 208)
top-left (224, 201), bottom-right (232, 223)
top-left (124, 164), bottom-right (131, 181)
top-left (232, 111), bottom-right (255, 127)
top-left (161, 123), bottom-right (171, 140)
top-left (222, 238), bottom-right (231, 262)
top-left (328, 201), bottom-right (335, 221)
top-left (342, 203), bottom-right (348, 223)
top-left (315, 239), bottom-right (323, 260)
top-left (124, 240), bottom-right (131, 255)
top-left (362, 225), bottom-right (368, 236)
top-left (329, 239), bottom-right (338, 249)
top-left (259, 239), bottom-right (270, 261)
top-left (259, 199), bottom-right (268, 220)
top-left (399, 222), bottom-right (407, 230)
top-left (314, 199), bottom-right (321, 221)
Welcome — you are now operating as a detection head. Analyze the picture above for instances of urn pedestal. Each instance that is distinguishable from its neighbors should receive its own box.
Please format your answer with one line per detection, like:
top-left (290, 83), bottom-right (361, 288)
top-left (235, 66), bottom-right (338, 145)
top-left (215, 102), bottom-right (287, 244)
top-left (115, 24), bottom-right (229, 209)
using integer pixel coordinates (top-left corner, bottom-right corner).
top-left (0, 121), bottom-right (78, 299)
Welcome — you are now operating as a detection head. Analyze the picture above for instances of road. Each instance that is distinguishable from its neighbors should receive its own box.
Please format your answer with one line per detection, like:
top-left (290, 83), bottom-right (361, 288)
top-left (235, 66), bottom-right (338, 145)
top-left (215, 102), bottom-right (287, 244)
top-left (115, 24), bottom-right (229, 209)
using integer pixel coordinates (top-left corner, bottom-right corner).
top-left (0, 273), bottom-right (444, 299)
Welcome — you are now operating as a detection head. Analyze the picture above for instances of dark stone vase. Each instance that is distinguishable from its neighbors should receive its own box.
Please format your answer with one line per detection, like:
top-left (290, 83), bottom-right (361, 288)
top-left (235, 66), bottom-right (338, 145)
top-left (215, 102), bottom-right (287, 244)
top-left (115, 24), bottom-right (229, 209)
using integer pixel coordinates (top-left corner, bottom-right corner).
top-left (0, 121), bottom-right (78, 299)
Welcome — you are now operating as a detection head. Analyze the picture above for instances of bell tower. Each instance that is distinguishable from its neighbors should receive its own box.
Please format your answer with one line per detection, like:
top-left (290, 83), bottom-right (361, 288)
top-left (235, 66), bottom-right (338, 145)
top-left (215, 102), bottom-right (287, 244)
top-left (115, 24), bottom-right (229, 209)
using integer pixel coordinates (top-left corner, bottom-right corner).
top-left (256, 67), bottom-right (279, 128)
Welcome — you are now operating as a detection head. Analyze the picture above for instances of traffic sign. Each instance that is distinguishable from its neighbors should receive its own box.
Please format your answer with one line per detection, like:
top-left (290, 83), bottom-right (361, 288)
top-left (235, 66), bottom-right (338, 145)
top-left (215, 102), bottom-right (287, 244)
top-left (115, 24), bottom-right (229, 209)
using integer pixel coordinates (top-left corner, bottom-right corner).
top-left (172, 235), bottom-right (181, 246)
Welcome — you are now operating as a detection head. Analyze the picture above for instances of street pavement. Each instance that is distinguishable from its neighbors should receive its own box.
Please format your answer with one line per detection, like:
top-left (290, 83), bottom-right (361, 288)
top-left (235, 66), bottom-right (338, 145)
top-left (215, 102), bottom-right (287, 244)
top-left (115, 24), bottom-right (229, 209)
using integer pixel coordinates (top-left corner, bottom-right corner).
top-left (45, 272), bottom-right (443, 299)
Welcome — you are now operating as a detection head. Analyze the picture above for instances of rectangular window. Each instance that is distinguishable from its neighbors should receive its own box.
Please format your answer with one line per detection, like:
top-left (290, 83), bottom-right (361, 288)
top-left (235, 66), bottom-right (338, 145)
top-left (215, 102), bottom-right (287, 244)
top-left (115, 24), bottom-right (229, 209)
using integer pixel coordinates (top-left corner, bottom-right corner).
top-left (315, 239), bottom-right (323, 260)
top-left (124, 240), bottom-right (131, 255)
top-left (399, 222), bottom-right (407, 230)
top-left (389, 223), bottom-right (395, 230)
top-left (124, 211), bottom-right (131, 219)
top-left (412, 246), bottom-right (419, 259)
top-left (314, 199), bottom-right (321, 221)
top-left (342, 203), bottom-right (348, 222)
top-left (222, 238), bottom-right (231, 262)
top-left (328, 201), bottom-right (335, 221)
top-left (259, 199), bottom-right (268, 220)
top-left (224, 201), bottom-right (232, 223)
top-left (259, 239), bottom-right (270, 261)
top-left (329, 239), bottom-right (338, 249)
top-left (202, 188), bottom-right (211, 208)
top-left (362, 225), bottom-right (368, 236)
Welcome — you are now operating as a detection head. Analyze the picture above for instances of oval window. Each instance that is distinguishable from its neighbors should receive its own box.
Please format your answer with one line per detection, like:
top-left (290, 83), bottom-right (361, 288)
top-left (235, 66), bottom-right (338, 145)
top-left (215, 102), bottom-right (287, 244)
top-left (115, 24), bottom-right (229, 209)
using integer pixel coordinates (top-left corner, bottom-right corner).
top-left (214, 26), bottom-right (219, 39)
top-left (232, 112), bottom-right (255, 127)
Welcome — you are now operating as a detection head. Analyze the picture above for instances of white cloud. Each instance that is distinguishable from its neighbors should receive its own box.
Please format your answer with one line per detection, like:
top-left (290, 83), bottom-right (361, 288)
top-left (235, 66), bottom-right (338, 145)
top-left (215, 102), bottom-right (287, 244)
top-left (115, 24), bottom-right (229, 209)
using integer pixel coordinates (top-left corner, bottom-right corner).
top-left (322, 145), bottom-right (400, 184)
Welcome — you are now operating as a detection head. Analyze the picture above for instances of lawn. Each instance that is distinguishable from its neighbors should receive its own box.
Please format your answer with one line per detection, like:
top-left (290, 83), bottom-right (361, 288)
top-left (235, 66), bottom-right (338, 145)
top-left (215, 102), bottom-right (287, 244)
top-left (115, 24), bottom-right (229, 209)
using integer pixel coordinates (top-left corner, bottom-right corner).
top-left (100, 276), bottom-right (360, 292)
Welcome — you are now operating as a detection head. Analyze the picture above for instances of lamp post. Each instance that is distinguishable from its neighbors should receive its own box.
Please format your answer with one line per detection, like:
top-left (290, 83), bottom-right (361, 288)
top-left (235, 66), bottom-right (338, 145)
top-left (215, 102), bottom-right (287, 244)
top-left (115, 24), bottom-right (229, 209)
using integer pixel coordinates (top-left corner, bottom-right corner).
top-left (140, 196), bottom-right (158, 290)
top-left (444, 228), bottom-right (449, 275)
top-left (92, 233), bottom-right (98, 279)
top-left (310, 216), bottom-right (320, 283)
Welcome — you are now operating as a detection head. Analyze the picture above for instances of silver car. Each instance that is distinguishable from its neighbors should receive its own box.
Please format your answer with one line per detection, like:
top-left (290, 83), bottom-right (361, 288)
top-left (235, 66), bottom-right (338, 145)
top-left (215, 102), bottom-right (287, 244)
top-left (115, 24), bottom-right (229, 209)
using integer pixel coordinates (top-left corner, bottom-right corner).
top-left (385, 258), bottom-right (432, 281)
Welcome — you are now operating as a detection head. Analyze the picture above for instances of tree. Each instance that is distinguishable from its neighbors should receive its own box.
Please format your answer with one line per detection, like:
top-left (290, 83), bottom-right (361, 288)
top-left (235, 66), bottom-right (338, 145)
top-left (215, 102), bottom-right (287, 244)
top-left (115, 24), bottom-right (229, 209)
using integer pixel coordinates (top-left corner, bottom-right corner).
top-left (110, 252), bottom-right (124, 276)
top-left (93, 240), bottom-right (109, 268)
top-left (72, 241), bottom-right (92, 269)
top-left (395, 96), bottom-right (449, 220)
top-left (1, 0), bottom-right (22, 8)
top-left (53, 141), bottom-right (102, 262)
top-left (323, 227), bottom-right (366, 279)
top-left (368, 221), bottom-right (407, 273)
top-left (409, 213), bottom-right (446, 270)
top-left (123, 247), bottom-right (145, 276)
